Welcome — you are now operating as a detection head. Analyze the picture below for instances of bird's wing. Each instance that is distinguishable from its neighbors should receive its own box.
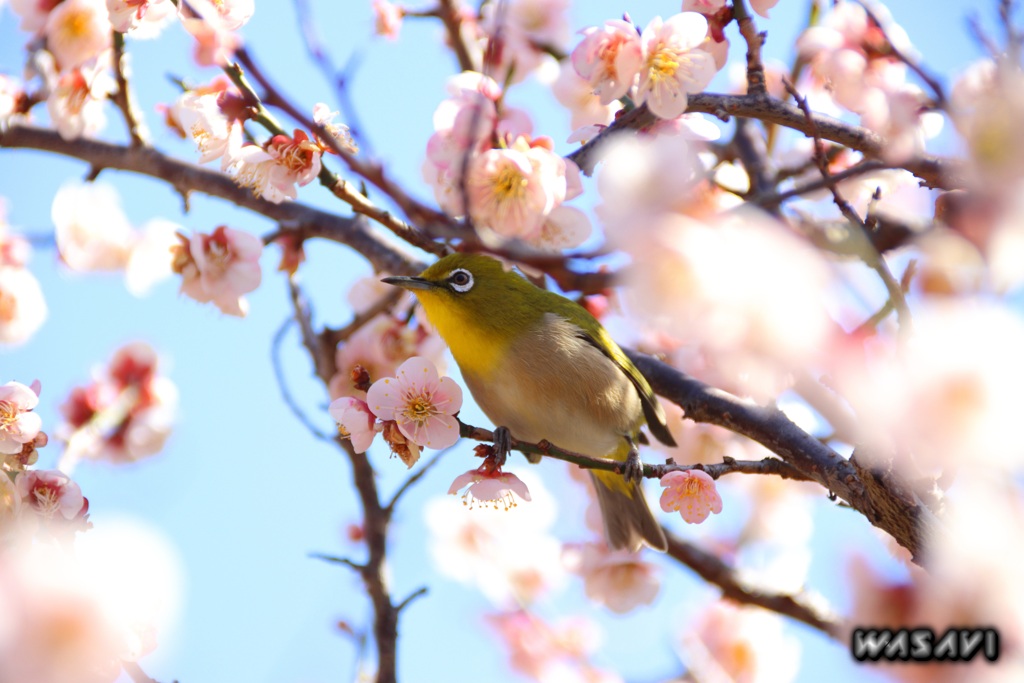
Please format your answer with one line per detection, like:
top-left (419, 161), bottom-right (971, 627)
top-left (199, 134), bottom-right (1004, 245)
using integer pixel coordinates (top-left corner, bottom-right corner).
top-left (574, 324), bottom-right (678, 448)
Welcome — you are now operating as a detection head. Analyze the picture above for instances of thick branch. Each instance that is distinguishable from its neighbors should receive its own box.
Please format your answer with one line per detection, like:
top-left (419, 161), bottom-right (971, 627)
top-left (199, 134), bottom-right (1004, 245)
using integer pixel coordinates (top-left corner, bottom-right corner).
top-left (0, 124), bottom-right (422, 276)
top-left (664, 531), bottom-right (842, 638)
top-left (624, 350), bottom-right (940, 563)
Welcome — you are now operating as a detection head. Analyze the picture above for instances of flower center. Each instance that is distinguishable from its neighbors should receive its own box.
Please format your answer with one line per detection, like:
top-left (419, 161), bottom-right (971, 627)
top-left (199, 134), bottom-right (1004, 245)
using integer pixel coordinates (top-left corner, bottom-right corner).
top-left (648, 49), bottom-right (680, 83)
top-left (58, 8), bottom-right (93, 41)
top-left (30, 482), bottom-right (61, 517)
top-left (0, 401), bottom-right (16, 431)
top-left (403, 394), bottom-right (437, 424)
top-left (0, 289), bottom-right (15, 323)
top-left (494, 166), bottom-right (528, 201)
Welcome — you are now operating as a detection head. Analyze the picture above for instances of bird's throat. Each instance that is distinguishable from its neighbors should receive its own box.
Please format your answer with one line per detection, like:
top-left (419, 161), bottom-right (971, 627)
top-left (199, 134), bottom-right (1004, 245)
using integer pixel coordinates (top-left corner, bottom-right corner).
top-left (415, 294), bottom-right (509, 380)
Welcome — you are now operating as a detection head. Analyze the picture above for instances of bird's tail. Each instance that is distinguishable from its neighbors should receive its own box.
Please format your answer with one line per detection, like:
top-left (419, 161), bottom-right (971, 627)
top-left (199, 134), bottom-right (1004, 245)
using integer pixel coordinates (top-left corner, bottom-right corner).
top-left (590, 470), bottom-right (667, 552)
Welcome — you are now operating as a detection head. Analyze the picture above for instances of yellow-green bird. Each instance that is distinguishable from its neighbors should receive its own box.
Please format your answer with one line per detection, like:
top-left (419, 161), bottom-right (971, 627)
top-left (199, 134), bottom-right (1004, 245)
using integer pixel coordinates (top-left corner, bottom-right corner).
top-left (383, 253), bottom-right (675, 552)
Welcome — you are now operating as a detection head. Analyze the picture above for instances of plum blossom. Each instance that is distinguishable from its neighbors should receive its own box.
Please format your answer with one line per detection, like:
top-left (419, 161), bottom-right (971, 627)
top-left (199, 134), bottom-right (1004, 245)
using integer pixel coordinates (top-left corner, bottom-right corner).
top-left (171, 225), bottom-right (262, 317)
top-left (45, 0), bottom-right (113, 70)
top-left (449, 465), bottom-right (532, 510)
top-left (328, 397), bottom-right (379, 453)
top-left (0, 381), bottom-right (42, 456)
top-left (52, 181), bottom-right (134, 272)
top-left (9, 0), bottom-right (56, 33)
top-left (0, 74), bottom-right (29, 130)
top-left (372, 0), bottom-right (403, 40)
top-left (465, 135), bottom-right (584, 244)
top-left (571, 19), bottom-right (643, 105)
top-left (181, 15), bottom-right (240, 66)
top-left (478, 0), bottom-right (569, 84)
top-left (171, 82), bottom-right (245, 166)
top-left (563, 542), bottom-right (661, 613)
top-left (0, 266), bottom-right (47, 346)
top-left (59, 342), bottom-right (177, 466)
top-left (15, 470), bottom-right (87, 522)
top-left (185, 0), bottom-right (254, 32)
top-left (659, 469), bottom-right (722, 524)
top-left (227, 130), bottom-right (322, 203)
top-left (682, 601), bottom-right (800, 683)
top-left (366, 357), bottom-right (462, 450)
top-left (487, 611), bottom-right (618, 683)
top-left (551, 59), bottom-right (620, 130)
top-left (636, 13), bottom-right (718, 120)
top-left (106, 0), bottom-right (175, 36)
top-left (0, 206), bottom-right (30, 269)
top-left (330, 313), bottom-right (445, 400)
top-left (427, 470), bottom-right (563, 605)
top-left (312, 103), bottom-right (358, 155)
top-left (38, 52), bottom-right (116, 141)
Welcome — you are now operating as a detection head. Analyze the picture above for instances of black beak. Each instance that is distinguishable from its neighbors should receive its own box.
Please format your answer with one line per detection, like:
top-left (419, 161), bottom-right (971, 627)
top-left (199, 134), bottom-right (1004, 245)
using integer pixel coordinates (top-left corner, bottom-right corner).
top-left (381, 275), bottom-right (438, 291)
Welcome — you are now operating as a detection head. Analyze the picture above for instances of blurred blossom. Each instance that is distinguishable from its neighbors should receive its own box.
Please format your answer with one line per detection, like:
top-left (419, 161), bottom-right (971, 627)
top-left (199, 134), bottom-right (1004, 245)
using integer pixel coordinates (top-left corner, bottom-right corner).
top-left (52, 182), bottom-right (134, 272)
top-left (180, 15), bottom-right (239, 66)
top-left (184, 0), bottom-right (254, 32)
top-left (172, 82), bottom-right (244, 167)
top-left (681, 601), bottom-right (800, 683)
top-left (551, 59), bottom-right (620, 131)
top-left (38, 51), bottom-right (115, 141)
top-left (478, 0), bottom-right (568, 84)
top-left (950, 59), bottom-right (1024, 187)
top-left (636, 13), bottom-right (717, 120)
top-left (426, 470), bottom-right (564, 605)
top-left (571, 18), bottom-right (643, 105)
top-left (106, 0), bottom-right (175, 37)
top-left (44, 0), bottom-right (113, 71)
top-left (58, 342), bottom-right (177, 466)
top-left (621, 210), bottom-right (832, 397)
top-left (365, 357), bottom-right (462, 450)
top-left (911, 228), bottom-right (985, 297)
top-left (328, 396), bottom-right (379, 453)
top-left (171, 225), bottom-right (262, 317)
top-left (596, 134), bottom-right (703, 229)
top-left (659, 469), bottom-right (722, 524)
top-left (312, 103), bottom-right (358, 155)
top-left (848, 478), bottom-right (1024, 683)
top-left (834, 301), bottom-right (1024, 474)
top-left (487, 611), bottom-right (619, 683)
top-left (124, 219), bottom-right (180, 296)
top-left (330, 314), bottom-right (445, 400)
top-left (0, 265), bottom-right (47, 346)
top-left (563, 541), bottom-right (660, 614)
top-left (0, 74), bottom-right (29, 129)
top-left (10, 0), bottom-right (56, 33)
top-left (0, 380), bottom-right (42, 455)
top-left (372, 0), bottom-right (403, 40)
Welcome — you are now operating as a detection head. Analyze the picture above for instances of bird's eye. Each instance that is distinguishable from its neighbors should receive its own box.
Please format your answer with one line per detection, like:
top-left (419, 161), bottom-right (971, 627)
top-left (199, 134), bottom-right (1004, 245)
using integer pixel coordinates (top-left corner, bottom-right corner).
top-left (447, 269), bottom-right (474, 293)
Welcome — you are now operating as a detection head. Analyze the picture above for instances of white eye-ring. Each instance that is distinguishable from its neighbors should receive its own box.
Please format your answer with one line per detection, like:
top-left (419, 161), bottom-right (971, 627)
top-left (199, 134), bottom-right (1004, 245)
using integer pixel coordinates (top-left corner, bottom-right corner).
top-left (447, 268), bottom-right (474, 293)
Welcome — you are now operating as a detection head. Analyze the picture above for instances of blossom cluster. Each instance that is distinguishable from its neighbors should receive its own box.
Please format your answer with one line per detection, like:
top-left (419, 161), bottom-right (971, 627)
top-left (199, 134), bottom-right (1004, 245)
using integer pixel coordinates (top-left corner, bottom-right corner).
top-left (58, 342), bottom-right (177, 467)
top-left (0, 202), bottom-right (46, 346)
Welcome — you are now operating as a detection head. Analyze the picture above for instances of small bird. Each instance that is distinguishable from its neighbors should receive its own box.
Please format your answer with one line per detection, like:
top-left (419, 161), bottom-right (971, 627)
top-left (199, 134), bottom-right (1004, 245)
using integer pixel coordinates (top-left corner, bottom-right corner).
top-left (382, 253), bottom-right (676, 552)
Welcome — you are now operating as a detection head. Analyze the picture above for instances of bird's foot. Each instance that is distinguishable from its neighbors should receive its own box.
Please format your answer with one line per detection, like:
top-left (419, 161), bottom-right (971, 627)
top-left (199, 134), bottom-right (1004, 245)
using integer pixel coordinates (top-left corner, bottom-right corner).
top-left (492, 426), bottom-right (512, 469)
top-left (623, 437), bottom-right (644, 484)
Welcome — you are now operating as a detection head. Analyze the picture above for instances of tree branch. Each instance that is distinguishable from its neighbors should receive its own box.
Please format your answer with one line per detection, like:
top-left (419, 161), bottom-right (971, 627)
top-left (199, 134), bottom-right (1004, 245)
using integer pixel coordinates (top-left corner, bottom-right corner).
top-left (0, 124), bottom-right (423, 277)
top-left (664, 531), bottom-right (842, 638)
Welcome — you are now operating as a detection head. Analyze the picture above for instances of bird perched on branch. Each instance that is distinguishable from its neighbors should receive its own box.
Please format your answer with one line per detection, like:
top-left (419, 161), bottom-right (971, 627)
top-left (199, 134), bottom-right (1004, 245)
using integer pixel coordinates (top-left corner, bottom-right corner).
top-left (382, 252), bottom-right (676, 552)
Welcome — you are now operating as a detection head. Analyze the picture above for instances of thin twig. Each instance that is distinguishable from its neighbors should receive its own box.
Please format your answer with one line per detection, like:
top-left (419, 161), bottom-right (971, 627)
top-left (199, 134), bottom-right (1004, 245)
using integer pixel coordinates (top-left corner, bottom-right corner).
top-left (110, 32), bottom-right (148, 147)
top-left (311, 552), bottom-right (366, 572)
top-left (731, 0), bottom-right (769, 97)
top-left (271, 315), bottom-right (335, 442)
top-left (783, 78), bottom-right (913, 333)
top-left (395, 586), bottom-right (429, 613)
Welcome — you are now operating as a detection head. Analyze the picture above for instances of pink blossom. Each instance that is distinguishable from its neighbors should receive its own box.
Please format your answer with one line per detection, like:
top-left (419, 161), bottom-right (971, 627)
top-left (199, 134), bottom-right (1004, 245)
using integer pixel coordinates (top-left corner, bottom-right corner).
top-left (0, 381), bottom-right (42, 455)
top-left (15, 469), bottom-right (86, 521)
top-left (0, 75), bottom-right (29, 129)
top-left (372, 0), bottom-right (403, 40)
top-left (172, 85), bottom-right (242, 166)
top-left (59, 342), bottom-right (177, 465)
top-left (52, 181), bottom-right (134, 272)
top-left (227, 130), bottom-right (322, 203)
top-left (478, 0), bottom-right (568, 84)
top-left (365, 356), bottom-right (462, 450)
top-left (39, 52), bottom-right (116, 141)
top-left (180, 15), bottom-right (241, 66)
top-left (9, 0), bottom-right (58, 33)
top-left (106, 0), bottom-right (175, 36)
top-left (125, 218), bottom-right (181, 296)
top-left (0, 266), bottom-right (47, 346)
top-left (172, 225), bottom-right (262, 317)
top-left (659, 469), bottom-right (722, 524)
top-left (572, 19), bottom-right (643, 105)
top-left (185, 0), bottom-right (254, 32)
top-left (448, 466), bottom-right (532, 510)
top-left (313, 103), bottom-right (358, 155)
top-left (564, 542), bottom-right (661, 613)
top-left (749, 0), bottom-right (780, 18)
top-left (328, 397), bottom-right (379, 453)
top-left (0, 209), bottom-right (30, 269)
top-left (45, 0), bottom-right (113, 70)
top-left (465, 137), bottom-right (569, 240)
top-left (551, 59), bottom-right (620, 131)
top-left (637, 13), bottom-right (718, 119)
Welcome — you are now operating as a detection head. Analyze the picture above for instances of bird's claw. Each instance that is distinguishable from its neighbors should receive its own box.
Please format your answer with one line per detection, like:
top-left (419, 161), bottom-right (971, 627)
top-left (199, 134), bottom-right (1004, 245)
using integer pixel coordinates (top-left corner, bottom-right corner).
top-left (492, 426), bottom-right (512, 469)
top-left (623, 439), bottom-right (644, 484)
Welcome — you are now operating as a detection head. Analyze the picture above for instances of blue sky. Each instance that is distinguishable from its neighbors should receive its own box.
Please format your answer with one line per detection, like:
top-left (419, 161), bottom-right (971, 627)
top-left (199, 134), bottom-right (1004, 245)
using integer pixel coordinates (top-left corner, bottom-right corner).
top-left (0, 1), bottom-right (989, 681)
